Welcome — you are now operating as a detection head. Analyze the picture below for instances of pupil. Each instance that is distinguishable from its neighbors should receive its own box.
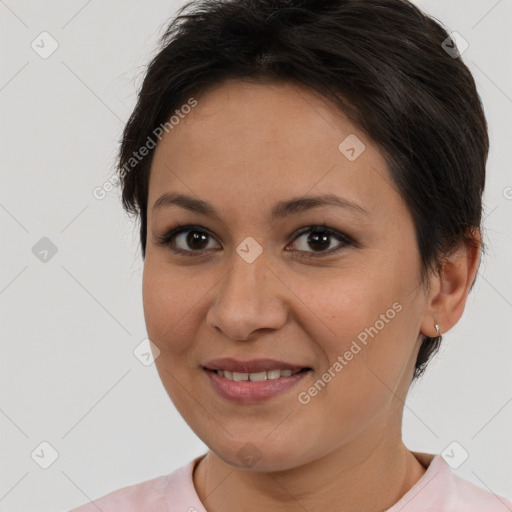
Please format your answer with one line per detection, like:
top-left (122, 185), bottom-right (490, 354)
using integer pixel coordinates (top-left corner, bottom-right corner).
top-left (188, 231), bottom-right (208, 250)
top-left (309, 231), bottom-right (330, 252)
top-left (184, 230), bottom-right (331, 252)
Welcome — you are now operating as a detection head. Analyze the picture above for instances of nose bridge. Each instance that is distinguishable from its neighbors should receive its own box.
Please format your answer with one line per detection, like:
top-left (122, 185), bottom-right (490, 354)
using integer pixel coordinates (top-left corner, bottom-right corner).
top-left (222, 245), bottom-right (271, 313)
top-left (207, 244), bottom-right (286, 340)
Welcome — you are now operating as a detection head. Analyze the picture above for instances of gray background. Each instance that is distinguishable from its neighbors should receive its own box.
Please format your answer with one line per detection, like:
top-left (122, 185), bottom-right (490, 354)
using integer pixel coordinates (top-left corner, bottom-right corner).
top-left (1, 1), bottom-right (511, 510)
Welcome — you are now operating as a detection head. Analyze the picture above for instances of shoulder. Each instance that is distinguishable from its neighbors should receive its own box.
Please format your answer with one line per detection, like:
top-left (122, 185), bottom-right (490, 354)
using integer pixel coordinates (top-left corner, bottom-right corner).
top-left (391, 452), bottom-right (512, 512)
top-left (68, 456), bottom-right (204, 512)
top-left (68, 474), bottom-right (170, 512)
top-left (445, 466), bottom-right (512, 511)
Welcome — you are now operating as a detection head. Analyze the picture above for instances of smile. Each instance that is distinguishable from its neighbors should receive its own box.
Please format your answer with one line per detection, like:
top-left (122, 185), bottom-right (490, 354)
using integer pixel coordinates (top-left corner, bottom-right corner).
top-left (204, 367), bottom-right (311, 403)
top-left (213, 368), bottom-right (303, 381)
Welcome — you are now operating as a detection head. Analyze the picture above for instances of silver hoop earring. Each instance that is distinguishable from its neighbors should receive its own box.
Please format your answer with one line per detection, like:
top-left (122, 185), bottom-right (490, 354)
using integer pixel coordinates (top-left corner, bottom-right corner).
top-left (435, 323), bottom-right (441, 337)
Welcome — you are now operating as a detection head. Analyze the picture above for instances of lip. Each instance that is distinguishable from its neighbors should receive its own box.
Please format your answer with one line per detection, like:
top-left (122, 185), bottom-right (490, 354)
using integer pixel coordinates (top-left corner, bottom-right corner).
top-left (204, 367), bottom-right (311, 404)
top-left (203, 357), bottom-right (310, 373)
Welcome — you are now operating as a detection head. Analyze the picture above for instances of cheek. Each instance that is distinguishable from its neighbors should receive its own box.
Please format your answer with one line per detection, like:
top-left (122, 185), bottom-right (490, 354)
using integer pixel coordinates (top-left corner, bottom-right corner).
top-left (142, 263), bottom-right (205, 420)
top-left (294, 263), bottom-right (415, 391)
top-left (142, 261), bottom-right (199, 356)
top-left (295, 266), bottom-right (394, 353)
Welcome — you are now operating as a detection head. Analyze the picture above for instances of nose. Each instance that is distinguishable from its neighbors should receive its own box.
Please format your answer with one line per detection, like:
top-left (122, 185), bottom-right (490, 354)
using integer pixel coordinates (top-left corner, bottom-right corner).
top-left (206, 251), bottom-right (288, 341)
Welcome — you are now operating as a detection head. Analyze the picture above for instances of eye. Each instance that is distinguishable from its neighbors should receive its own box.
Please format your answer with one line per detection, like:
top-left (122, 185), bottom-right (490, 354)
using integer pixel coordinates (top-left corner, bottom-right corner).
top-left (155, 223), bottom-right (353, 258)
top-left (287, 224), bottom-right (353, 258)
top-left (155, 224), bottom-right (220, 256)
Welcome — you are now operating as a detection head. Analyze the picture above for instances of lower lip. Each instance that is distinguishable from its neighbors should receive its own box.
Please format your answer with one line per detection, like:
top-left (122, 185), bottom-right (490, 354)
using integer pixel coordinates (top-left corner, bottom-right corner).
top-left (204, 368), bottom-right (311, 403)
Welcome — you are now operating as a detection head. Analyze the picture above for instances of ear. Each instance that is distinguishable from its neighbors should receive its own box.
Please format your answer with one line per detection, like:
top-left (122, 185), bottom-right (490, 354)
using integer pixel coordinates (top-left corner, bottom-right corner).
top-left (419, 230), bottom-right (481, 337)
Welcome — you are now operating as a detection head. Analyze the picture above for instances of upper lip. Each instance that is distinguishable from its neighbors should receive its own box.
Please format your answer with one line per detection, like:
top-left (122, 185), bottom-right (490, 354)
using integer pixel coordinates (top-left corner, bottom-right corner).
top-left (203, 358), bottom-right (310, 373)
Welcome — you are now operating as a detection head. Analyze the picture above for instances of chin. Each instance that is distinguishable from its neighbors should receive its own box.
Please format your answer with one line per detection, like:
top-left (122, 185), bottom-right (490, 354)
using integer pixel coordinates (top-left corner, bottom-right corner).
top-left (208, 437), bottom-right (311, 472)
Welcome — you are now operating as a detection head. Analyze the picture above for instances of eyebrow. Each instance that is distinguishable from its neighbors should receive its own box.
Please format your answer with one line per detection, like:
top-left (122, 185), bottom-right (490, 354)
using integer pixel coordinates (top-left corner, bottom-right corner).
top-left (152, 192), bottom-right (370, 222)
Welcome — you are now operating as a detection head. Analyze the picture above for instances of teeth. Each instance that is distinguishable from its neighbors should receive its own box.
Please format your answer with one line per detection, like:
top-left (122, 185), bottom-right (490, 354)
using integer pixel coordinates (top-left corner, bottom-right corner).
top-left (267, 369), bottom-right (281, 380)
top-left (249, 371), bottom-right (267, 382)
top-left (215, 368), bottom-right (302, 381)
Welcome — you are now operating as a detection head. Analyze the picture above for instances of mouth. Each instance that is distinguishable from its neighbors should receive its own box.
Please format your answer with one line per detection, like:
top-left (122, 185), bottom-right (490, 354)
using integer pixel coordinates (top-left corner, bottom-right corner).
top-left (202, 358), bottom-right (313, 403)
top-left (204, 367), bottom-right (311, 381)
top-left (202, 357), bottom-right (312, 381)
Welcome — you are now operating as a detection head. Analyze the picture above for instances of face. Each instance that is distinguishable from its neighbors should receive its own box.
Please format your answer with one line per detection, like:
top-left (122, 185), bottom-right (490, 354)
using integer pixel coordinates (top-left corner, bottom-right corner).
top-left (143, 79), bottom-right (429, 471)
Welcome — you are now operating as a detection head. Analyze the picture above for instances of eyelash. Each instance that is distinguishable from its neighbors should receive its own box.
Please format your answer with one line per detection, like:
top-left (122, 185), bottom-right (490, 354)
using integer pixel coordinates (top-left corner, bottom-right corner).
top-left (155, 223), bottom-right (354, 259)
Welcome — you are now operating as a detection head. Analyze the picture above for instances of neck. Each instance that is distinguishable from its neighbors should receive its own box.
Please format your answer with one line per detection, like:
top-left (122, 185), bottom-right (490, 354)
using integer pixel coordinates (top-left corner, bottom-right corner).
top-left (193, 432), bottom-right (427, 512)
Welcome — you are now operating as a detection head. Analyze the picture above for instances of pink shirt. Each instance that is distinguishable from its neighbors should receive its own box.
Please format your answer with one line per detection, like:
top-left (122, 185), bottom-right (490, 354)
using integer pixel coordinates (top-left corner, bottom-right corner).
top-left (69, 451), bottom-right (512, 512)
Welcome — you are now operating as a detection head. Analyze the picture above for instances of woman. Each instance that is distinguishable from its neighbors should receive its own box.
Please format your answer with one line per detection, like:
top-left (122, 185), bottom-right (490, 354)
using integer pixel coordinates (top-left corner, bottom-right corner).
top-left (71, 0), bottom-right (512, 510)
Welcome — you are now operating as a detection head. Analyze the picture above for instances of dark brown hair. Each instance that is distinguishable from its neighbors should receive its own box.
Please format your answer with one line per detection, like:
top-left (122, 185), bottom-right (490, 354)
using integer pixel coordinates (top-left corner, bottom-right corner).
top-left (116, 0), bottom-right (489, 380)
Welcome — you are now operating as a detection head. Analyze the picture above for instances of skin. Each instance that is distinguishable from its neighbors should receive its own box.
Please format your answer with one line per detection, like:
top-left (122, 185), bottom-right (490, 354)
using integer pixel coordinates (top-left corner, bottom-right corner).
top-left (142, 79), bottom-right (480, 512)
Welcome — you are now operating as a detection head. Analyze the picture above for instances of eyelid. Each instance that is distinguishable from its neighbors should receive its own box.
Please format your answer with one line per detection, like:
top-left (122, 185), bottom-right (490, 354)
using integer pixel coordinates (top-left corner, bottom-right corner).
top-left (290, 224), bottom-right (353, 246)
top-left (154, 224), bottom-right (221, 256)
top-left (155, 223), bottom-right (355, 257)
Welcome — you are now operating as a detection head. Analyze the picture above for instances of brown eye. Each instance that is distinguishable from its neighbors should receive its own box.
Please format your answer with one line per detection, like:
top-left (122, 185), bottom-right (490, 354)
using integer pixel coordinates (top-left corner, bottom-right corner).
top-left (156, 223), bottom-right (353, 258)
top-left (155, 225), bottom-right (220, 256)
top-left (289, 225), bottom-right (352, 258)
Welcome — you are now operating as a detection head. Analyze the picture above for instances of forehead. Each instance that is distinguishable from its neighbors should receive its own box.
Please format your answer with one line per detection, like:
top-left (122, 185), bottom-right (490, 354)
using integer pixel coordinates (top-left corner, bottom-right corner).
top-left (147, 79), bottom-right (402, 224)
